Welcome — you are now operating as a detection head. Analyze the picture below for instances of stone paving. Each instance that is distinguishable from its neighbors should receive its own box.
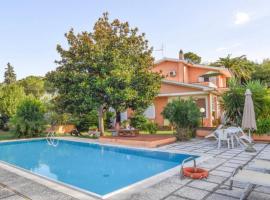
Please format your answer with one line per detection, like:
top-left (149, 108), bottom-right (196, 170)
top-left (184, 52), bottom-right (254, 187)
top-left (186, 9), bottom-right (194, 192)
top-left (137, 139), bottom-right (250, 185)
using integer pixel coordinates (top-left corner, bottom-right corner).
top-left (0, 139), bottom-right (269, 200)
top-left (111, 139), bottom-right (270, 200)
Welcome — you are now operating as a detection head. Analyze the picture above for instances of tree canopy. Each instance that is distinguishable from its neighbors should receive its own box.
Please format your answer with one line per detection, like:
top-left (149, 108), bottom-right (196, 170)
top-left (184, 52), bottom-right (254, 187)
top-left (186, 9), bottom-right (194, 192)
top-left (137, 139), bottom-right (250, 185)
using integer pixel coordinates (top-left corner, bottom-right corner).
top-left (184, 52), bottom-right (201, 64)
top-left (252, 59), bottom-right (270, 86)
top-left (46, 13), bottom-right (162, 134)
top-left (221, 79), bottom-right (269, 125)
top-left (18, 76), bottom-right (45, 98)
top-left (212, 54), bottom-right (256, 82)
top-left (4, 63), bottom-right (16, 84)
top-left (0, 84), bottom-right (26, 118)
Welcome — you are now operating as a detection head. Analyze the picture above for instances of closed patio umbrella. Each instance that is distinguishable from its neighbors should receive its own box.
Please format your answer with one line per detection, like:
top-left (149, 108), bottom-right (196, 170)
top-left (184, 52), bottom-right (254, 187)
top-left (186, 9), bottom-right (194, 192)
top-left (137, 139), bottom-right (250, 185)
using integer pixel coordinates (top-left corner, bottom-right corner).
top-left (242, 89), bottom-right (257, 152)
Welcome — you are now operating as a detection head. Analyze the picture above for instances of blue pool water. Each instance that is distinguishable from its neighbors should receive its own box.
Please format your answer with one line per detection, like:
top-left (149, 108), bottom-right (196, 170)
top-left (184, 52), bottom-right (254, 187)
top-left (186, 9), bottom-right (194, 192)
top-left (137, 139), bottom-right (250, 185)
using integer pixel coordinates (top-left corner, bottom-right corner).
top-left (0, 139), bottom-right (197, 196)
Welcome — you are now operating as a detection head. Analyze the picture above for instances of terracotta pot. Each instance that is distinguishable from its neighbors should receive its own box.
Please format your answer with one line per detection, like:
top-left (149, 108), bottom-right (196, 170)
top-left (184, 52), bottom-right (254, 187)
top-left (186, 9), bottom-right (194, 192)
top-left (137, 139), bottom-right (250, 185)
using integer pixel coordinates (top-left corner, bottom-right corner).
top-left (196, 128), bottom-right (214, 137)
top-left (252, 134), bottom-right (270, 142)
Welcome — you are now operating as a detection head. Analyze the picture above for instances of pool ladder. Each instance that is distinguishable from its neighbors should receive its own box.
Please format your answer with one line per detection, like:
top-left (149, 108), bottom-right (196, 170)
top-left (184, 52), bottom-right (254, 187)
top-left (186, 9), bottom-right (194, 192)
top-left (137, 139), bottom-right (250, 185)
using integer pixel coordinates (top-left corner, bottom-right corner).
top-left (46, 132), bottom-right (59, 147)
top-left (179, 156), bottom-right (197, 179)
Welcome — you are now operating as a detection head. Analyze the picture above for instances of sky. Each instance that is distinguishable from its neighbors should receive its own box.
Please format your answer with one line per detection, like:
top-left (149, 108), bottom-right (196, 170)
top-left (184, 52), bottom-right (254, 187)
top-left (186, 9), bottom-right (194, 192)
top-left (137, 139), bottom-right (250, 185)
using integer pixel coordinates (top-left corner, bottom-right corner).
top-left (0, 0), bottom-right (270, 80)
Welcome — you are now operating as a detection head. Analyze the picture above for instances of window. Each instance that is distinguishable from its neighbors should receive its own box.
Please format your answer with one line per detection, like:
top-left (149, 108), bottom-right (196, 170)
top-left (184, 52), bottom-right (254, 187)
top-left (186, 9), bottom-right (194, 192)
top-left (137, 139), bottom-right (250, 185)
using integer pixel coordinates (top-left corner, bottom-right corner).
top-left (195, 98), bottom-right (206, 117)
top-left (204, 77), bottom-right (209, 82)
top-left (144, 104), bottom-right (155, 119)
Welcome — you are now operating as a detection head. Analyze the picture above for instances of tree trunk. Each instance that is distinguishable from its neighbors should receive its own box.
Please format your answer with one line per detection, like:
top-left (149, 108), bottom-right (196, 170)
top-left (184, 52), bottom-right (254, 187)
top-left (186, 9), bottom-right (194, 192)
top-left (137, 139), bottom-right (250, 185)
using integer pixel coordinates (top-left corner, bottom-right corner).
top-left (98, 105), bottom-right (104, 136)
top-left (115, 111), bottom-right (121, 131)
top-left (175, 127), bottom-right (190, 141)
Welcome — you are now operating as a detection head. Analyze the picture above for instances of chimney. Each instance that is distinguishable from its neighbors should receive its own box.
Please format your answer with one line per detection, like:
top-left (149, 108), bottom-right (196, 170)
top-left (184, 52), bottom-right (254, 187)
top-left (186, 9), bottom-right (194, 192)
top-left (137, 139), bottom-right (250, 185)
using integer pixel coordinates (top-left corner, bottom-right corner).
top-left (179, 49), bottom-right (184, 60)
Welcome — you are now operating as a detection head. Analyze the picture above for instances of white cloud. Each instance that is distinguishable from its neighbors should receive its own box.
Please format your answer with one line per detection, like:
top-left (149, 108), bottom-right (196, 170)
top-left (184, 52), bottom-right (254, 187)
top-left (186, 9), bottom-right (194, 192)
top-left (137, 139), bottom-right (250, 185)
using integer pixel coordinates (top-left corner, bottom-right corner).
top-left (234, 12), bottom-right (250, 25)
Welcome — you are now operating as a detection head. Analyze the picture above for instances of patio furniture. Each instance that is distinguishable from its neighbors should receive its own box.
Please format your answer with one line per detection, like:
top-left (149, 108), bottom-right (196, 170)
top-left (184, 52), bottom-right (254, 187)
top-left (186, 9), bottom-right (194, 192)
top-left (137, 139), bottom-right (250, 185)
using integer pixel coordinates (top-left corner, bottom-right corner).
top-left (226, 126), bottom-right (252, 147)
top-left (217, 129), bottom-right (231, 149)
top-left (88, 129), bottom-right (100, 137)
top-left (205, 124), bottom-right (223, 140)
top-left (230, 166), bottom-right (270, 200)
top-left (118, 129), bottom-right (139, 137)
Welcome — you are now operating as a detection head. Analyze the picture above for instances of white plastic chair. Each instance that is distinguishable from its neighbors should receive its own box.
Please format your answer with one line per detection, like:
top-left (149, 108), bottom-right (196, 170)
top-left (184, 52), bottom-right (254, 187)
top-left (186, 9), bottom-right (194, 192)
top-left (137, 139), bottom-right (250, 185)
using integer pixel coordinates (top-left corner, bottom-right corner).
top-left (205, 124), bottom-right (223, 140)
top-left (217, 129), bottom-right (231, 149)
top-left (229, 126), bottom-right (252, 147)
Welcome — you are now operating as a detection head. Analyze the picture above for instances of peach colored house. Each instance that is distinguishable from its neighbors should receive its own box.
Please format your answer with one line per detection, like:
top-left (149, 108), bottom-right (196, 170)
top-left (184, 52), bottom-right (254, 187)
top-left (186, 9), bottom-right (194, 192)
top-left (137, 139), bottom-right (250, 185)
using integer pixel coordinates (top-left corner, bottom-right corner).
top-left (142, 51), bottom-right (232, 127)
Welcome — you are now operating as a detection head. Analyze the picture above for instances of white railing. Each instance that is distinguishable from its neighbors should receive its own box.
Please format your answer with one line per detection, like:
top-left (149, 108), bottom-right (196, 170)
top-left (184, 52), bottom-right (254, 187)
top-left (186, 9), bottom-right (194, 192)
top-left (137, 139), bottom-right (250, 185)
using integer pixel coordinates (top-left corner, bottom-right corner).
top-left (46, 132), bottom-right (59, 147)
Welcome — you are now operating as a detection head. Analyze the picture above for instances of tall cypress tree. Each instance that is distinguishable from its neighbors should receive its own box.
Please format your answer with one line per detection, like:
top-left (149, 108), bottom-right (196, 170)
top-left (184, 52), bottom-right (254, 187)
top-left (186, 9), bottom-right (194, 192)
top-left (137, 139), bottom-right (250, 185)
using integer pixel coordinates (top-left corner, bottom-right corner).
top-left (4, 63), bottom-right (16, 84)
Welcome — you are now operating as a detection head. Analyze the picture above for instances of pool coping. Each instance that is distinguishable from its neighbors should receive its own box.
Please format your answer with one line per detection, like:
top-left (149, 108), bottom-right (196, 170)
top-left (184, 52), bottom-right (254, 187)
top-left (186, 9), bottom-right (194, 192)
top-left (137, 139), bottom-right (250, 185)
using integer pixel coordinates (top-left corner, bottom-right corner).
top-left (0, 137), bottom-right (212, 199)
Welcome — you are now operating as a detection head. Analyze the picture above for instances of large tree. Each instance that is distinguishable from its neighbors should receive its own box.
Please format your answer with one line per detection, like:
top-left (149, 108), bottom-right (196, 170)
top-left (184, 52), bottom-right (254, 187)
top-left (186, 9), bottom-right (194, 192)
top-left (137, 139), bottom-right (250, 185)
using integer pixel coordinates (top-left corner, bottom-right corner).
top-left (0, 84), bottom-right (26, 117)
top-left (184, 52), bottom-right (201, 64)
top-left (4, 63), bottom-right (16, 84)
top-left (46, 13), bottom-right (162, 135)
top-left (252, 59), bottom-right (270, 86)
top-left (18, 76), bottom-right (45, 98)
top-left (212, 54), bottom-right (256, 82)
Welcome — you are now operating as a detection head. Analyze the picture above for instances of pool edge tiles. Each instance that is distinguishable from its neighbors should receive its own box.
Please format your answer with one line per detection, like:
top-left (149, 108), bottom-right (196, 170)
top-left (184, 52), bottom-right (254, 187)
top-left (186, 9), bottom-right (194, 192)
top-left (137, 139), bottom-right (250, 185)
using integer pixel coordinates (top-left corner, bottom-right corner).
top-left (0, 138), bottom-right (208, 199)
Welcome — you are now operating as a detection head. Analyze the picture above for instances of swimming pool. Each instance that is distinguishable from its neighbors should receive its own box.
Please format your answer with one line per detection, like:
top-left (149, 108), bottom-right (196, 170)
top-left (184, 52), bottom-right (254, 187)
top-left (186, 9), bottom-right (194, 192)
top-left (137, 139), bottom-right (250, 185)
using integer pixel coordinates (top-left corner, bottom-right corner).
top-left (0, 139), bottom-right (198, 197)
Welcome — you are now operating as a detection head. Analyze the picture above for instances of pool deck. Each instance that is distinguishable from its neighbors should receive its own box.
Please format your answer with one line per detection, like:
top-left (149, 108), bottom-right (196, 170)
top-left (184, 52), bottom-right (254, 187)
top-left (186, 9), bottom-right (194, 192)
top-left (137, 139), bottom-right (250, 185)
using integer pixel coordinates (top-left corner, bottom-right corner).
top-left (0, 137), bottom-right (269, 200)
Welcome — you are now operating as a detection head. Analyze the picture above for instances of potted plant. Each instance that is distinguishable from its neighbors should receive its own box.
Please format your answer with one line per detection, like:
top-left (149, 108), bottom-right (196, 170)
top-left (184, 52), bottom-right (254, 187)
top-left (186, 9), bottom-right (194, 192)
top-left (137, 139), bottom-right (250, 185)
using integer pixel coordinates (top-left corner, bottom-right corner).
top-left (253, 118), bottom-right (270, 142)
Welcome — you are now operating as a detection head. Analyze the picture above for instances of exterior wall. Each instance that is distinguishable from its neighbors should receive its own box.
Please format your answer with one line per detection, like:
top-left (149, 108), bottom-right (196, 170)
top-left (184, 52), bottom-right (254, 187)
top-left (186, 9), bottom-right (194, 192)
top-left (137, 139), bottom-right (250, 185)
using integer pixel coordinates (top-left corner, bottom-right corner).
top-left (152, 61), bottom-right (186, 82)
top-left (217, 75), bottom-right (227, 88)
top-left (160, 83), bottom-right (200, 94)
top-left (153, 93), bottom-right (216, 127)
top-left (153, 97), bottom-right (168, 126)
top-left (188, 67), bottom-right (218, 84)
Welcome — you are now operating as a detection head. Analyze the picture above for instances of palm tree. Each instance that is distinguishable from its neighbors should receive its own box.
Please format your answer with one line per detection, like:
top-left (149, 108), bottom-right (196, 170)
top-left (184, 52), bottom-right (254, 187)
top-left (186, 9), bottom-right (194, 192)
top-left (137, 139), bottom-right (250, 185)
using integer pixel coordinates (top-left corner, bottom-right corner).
top-left (213, 54), bottom-right (255, 82)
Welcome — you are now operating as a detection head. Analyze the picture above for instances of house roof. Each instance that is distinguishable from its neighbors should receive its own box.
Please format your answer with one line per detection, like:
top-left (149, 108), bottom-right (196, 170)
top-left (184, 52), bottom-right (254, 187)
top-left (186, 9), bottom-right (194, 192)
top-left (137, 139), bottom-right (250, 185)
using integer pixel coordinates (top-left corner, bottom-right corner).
top-left (162, 79), bottom-right (215, 91)
top-left (154, 57), bottom-right (232, 77)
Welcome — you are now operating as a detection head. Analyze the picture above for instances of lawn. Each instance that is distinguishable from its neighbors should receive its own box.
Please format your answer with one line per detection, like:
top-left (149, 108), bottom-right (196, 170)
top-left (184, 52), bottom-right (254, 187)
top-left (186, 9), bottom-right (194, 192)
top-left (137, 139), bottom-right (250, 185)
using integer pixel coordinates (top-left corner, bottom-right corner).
top-left (0, 131), bottom-right (18, 141)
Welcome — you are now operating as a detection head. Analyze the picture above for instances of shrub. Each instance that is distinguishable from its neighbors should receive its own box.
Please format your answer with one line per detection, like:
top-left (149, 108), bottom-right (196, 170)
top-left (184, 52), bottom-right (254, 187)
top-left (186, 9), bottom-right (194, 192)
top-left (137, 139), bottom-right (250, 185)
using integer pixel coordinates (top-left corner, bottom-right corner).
top-left (222, 79), bottom-right (269, 125)
top-left (69, 110), bottom-right (99, 132)
top-left (11, 98), bottom-right (46, 137)
top-left (104, 111), bottom-right (115, 129)
top-left (256, 118), bottom-right (270, 135)
top-left (130, 113), bottom-right (148, 130)
top-left (162, 98), bottom-right (200, 140)
top-left (145, 121), bottom-right (158, 134)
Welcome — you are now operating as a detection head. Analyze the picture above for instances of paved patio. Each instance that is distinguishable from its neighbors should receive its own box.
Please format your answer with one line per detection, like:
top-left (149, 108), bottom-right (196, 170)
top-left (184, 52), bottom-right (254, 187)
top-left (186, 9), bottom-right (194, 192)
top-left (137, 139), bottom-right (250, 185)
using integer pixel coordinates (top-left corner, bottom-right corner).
top-left (111, 139), bottom-right (270, 200)
top-left (0, 139), bottom-right (269, 200)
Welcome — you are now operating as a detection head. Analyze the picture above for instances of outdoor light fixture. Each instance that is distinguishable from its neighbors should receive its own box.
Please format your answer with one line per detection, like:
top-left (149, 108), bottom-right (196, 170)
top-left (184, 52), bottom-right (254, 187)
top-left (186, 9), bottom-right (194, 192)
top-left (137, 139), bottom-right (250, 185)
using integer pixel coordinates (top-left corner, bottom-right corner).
top-left (200, 107), bottom-right (205, 127)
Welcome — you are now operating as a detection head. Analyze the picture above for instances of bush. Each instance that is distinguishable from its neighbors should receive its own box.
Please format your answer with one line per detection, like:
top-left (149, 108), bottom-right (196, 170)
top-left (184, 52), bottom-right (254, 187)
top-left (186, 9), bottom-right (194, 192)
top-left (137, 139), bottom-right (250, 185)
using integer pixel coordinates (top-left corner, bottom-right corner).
top-left (256, 118), bottom-right (270, 135)
top-left (145, 121), bottom-right (158, 134)
top-left (130, 113), bottom-right (148, 130)
top-left (162, 98), bottom-right (200, 140)
top-left (0, 114), bottom-right (9, 131)
top-left (104, 111), bottom-right (115, 129)
top-left (11, 98), bottom-right (46, 137)
top-left (75, 111), bottom-right (98, 132)
top-left (222, 79), bottom-right (269, 125)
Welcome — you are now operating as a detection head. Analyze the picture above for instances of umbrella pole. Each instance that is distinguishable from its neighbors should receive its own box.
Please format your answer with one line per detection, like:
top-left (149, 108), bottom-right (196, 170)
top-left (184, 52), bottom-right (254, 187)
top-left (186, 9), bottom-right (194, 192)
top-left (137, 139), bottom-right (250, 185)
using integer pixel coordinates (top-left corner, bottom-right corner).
top-left (245, 128), bottom-right (256, 152)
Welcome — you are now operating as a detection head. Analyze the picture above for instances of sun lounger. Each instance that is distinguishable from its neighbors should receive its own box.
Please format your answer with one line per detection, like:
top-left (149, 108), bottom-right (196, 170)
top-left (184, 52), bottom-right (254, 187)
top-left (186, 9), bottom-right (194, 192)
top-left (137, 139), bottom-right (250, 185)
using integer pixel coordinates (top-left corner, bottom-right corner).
top-left (251, 159), bottom-right (270, 171)
top-left (230, 166), bottom-right (270, 199)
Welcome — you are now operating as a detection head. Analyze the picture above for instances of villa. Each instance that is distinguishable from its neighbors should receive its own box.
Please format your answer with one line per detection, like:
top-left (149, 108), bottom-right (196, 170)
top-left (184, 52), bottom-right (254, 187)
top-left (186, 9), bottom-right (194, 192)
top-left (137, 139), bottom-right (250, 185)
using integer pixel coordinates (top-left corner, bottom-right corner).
top-left (144, 50), bottom-right (233, 127)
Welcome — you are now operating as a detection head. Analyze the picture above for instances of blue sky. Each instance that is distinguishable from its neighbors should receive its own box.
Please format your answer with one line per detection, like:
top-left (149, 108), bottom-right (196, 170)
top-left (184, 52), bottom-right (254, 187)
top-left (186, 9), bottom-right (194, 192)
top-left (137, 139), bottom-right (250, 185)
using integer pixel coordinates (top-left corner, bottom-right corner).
top-left (0, 0), bottom-right (270, 80)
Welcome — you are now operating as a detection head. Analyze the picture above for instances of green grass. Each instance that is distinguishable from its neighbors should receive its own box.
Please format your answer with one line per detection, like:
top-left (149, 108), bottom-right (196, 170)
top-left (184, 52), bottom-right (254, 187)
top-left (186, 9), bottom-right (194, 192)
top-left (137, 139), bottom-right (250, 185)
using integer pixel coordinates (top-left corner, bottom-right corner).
top-left (0, 130), bottom-right (18, 140)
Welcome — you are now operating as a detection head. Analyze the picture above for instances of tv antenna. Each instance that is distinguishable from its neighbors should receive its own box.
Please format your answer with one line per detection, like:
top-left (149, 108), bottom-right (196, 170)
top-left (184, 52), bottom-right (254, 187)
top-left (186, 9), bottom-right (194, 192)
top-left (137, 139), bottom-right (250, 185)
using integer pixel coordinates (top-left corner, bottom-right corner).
top-left (154, 44), bottom-right (165, 57)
